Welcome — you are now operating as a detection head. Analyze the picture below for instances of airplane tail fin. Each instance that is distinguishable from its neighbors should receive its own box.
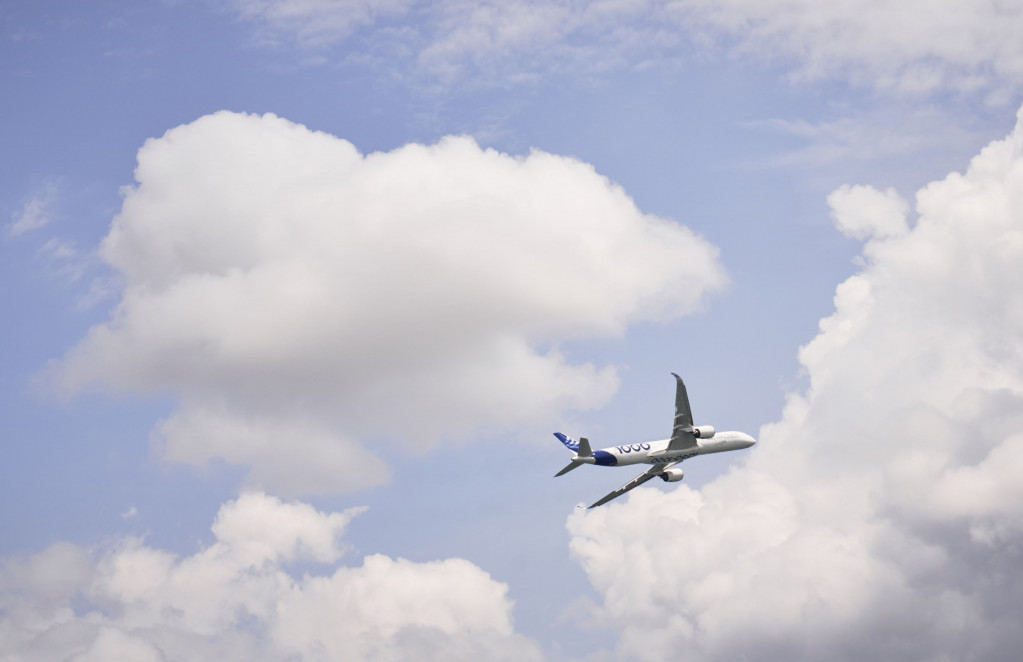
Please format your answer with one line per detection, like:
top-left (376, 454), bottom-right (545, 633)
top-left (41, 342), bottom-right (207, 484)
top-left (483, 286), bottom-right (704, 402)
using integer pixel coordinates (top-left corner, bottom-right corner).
top-left (554, 433), bottom-right (593, 457)
top-left (554, 432), bottom-right (579, 452)
top-left (553, 434), bottom-right (593, 477)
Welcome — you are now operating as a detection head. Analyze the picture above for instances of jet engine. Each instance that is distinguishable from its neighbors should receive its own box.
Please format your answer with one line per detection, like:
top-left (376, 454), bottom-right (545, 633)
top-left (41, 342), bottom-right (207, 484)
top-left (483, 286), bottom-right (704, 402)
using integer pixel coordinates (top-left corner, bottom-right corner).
top-left (693, 425), bottom-right (715, 439)
top-left (660, 468), bottom-right (685, 482)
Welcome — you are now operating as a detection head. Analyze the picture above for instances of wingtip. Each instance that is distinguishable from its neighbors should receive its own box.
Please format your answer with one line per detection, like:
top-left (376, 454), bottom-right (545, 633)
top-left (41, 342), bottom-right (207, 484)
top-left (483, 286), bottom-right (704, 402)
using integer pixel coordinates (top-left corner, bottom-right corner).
top-left (671, 371), bottom-right (681, 380)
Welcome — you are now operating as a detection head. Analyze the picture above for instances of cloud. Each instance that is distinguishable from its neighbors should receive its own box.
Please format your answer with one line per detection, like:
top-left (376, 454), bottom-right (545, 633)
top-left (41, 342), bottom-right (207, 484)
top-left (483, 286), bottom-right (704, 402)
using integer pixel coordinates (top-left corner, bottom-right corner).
top-left (0, 493), bottom-right (542, 661)
top-left (677, 0), bottom-right (1023, 95)
top-left (8, 181), bottom-right (58, 236)
top-left (226, 0), bottom-right (679, 79)
top-left (827, 184), bottom-right (909, 240)
top-left (226, 0), bottom-right (416, 47)
top-left (50, 110), bottom-right (724, 495)
top-left (742, 106), bottom-right (988, 170)
top-left (567, 103), bottom-right (1023, 660)
top-left (223, 0), bottom-right (1023, 96)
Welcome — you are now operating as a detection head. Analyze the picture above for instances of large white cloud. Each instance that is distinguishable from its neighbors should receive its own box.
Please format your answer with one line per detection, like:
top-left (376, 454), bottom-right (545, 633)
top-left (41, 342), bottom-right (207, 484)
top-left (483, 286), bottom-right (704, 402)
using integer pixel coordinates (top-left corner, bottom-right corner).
top-left (51, 110), bottom-right (723, 495)
top-left (226, 0), bottom-right (1023, 96)
top-left (0, 493), bottom-right (542, 661)
top-left (567, 103), bottom-right (1023, 660)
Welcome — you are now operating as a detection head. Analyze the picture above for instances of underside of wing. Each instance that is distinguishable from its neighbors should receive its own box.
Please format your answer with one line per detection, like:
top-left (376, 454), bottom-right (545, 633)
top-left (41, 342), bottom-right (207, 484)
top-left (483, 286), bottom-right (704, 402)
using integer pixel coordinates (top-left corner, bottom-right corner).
top-left (588, 464), bottom-right (666, 508)
top-left (555, 460), bottom-right (583, 477)
top-left (668, 372), bottom-right (698, 451)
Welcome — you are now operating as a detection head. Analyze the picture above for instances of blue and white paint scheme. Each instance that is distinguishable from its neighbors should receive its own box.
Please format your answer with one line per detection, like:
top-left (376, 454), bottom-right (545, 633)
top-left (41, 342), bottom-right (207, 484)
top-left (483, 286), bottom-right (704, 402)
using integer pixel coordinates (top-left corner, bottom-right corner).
top-left (554, 373), bottom-right (756, 508)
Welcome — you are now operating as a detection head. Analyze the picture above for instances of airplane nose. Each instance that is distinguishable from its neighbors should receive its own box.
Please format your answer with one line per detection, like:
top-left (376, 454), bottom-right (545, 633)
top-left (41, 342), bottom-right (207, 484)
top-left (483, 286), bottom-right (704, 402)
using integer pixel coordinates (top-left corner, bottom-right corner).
top-left (740, 432), bottom-right (757, 448)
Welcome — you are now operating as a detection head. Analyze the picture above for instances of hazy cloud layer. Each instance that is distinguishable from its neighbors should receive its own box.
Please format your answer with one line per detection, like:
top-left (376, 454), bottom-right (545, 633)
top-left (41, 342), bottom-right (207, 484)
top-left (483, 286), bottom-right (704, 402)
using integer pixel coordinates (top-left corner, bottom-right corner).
top-left (679, 0), bottom-right (1023, 94)
top-left (52, 111), bottom-right (723, 494)
top-left (568, 103), bottom-right (1023, 660)
top-left (226, 0), bottom-right (1023, 95)
top-left (0, 493), bottom-right (542, 661)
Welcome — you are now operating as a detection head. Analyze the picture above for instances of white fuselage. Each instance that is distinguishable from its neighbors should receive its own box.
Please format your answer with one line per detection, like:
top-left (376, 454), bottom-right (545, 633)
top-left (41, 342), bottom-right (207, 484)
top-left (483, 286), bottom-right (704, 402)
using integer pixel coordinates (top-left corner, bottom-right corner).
top-left (588, 431), bottom-right (757, 467)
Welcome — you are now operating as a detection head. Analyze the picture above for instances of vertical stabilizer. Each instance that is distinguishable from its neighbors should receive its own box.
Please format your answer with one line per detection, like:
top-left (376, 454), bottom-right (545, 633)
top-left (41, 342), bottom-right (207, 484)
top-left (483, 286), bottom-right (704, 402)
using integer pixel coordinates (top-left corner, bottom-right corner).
top-left (554, 432), bottom-right (579, 451)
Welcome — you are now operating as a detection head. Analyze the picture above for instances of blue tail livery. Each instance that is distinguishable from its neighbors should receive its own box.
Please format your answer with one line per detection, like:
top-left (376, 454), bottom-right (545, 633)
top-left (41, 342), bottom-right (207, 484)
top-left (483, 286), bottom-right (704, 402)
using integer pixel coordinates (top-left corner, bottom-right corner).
top-left (554, 432), bottom-right (579, 452)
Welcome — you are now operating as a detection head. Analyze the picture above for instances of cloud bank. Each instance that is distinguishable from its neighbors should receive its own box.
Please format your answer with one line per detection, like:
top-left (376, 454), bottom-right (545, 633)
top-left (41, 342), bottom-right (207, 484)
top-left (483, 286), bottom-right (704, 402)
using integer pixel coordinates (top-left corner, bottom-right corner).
top-left (0, 493), bottom-right (542, 661)
top-left (567, 104), bottom-right (1023, 660)
top-left (52, 111), bottom-right (723, 495)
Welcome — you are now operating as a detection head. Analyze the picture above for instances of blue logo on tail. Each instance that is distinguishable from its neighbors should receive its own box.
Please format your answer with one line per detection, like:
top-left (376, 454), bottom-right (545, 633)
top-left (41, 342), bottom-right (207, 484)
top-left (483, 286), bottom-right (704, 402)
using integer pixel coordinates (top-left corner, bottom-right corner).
top-left (554, 432), bottom-right (579, 452)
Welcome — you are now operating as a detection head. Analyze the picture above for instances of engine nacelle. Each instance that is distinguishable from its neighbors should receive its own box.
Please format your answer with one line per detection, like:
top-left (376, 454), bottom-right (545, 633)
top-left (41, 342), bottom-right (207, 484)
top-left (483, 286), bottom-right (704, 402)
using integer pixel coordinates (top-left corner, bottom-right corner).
top-left (693, 425), bottom-right (715, 439)
top-left (660, 468), bottom-right (685, 482)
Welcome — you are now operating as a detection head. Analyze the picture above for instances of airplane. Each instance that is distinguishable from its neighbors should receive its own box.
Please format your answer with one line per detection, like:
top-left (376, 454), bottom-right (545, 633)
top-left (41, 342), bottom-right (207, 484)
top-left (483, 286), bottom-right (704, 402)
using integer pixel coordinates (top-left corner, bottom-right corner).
top-left (554, 372), bottom-right (756, 508)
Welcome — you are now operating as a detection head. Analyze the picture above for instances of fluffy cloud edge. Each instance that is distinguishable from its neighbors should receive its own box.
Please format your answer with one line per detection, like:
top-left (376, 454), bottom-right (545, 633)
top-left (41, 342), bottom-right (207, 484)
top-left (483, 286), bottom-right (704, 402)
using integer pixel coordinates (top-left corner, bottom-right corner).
top-left (564, 102), bottom-right (1023, 661)
top-left (0, 492), bottom-right (543, 662)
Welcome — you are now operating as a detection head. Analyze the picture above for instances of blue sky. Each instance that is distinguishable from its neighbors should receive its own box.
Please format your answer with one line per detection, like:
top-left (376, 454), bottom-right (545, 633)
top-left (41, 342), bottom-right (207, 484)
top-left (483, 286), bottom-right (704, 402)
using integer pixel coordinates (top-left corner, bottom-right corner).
top-left (4, 1), bottom-right (1023, 660)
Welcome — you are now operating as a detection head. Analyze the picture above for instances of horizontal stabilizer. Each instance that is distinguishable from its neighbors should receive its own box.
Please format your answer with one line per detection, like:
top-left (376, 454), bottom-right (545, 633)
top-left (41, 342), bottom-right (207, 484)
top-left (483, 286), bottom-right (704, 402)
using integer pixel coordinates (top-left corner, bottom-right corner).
top-left (554, 432), bottom-right (593, 457)
top-left (555, 460), bottom-right (583, 477)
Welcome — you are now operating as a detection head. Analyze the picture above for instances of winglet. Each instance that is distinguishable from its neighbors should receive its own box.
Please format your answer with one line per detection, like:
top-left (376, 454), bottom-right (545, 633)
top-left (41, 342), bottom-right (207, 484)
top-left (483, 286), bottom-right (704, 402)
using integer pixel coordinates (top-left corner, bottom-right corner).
top-left (672, 373), bottom-right (694, 432)
top-left (668, 373), bottom-right (698, 451)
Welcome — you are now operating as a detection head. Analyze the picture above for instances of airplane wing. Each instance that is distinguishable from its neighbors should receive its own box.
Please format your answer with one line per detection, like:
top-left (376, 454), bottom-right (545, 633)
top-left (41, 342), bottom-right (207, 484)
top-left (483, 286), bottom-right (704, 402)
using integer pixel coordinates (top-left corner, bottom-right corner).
top-left (588, 463), bottom-right (678, 509)
top-left (667, 372), bottom-right (698, 451)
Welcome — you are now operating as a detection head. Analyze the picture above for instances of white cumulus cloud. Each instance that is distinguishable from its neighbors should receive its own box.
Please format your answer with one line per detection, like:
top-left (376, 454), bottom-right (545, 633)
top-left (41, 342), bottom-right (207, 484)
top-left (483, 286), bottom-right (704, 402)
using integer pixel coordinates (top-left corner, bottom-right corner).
top-left (50, 110), bottom-right (724, 495)
top-left (567, 103), bottom-right (1023, 660)
top-left (828, 184), bottom-right (909, 240)
top-left (0, 493), bottom-right (542, 661)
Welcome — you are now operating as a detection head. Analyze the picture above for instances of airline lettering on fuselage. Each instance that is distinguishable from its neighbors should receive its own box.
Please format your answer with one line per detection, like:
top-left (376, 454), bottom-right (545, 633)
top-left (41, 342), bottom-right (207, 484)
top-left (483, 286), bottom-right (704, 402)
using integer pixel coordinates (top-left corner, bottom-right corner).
top-left (615, 443), bottom-right (651, 454)
top-left (650, 452), bottom-right (697, 464)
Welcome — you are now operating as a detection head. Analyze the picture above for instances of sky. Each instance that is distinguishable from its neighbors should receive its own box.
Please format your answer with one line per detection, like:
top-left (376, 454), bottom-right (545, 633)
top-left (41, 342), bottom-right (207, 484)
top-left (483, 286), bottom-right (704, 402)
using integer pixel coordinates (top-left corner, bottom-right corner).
top-left (3, 1), bottom-right (1023, 660)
